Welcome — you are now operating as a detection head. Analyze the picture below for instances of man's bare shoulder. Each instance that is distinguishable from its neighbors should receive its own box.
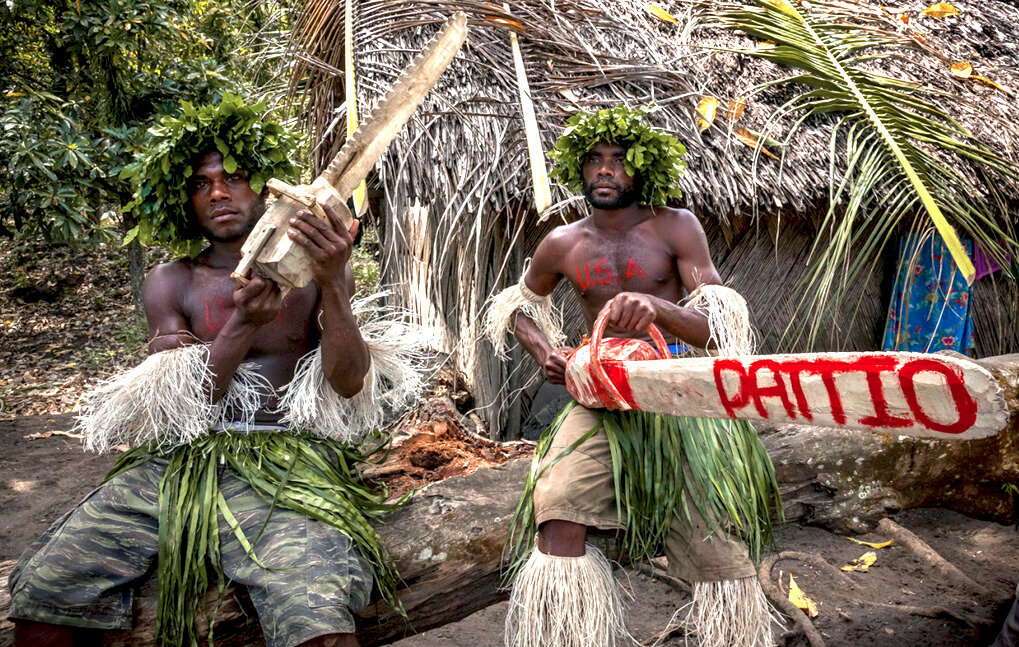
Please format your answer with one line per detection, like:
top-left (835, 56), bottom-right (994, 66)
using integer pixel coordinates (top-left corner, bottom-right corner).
top-left (649, 206), bottom-right (702, 231)
top-left (540, 217), bottom-right (593, 250)
top-left (146, 258), bottom-right (193, 288)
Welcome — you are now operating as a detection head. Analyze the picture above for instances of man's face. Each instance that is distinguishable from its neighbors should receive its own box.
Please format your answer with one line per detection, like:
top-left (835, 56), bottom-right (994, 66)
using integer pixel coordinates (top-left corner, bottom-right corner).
top-left (581, 142), bottom-right (639, 210)
top-left (188, 150), bottom-right (265, 244)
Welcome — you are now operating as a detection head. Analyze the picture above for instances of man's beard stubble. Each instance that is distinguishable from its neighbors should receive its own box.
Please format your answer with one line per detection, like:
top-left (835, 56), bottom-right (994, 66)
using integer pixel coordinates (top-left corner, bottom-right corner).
top-left (583, 180), bottom-right (639, 210)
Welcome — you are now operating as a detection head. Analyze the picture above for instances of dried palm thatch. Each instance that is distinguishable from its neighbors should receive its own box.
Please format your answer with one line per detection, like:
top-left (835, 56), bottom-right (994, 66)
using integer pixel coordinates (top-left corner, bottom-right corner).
top-left (288, 0), bottom-right (1019, 437)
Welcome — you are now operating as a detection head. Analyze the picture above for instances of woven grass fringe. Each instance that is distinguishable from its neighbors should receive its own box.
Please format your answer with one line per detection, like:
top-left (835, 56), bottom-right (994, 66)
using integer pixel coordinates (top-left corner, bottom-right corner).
top-left (279, 292), bottom-right (433, 442)
top-left (78, 344), bottom-right (271, 453)
top-left (680, 577), bottom-right (774, 647)
top-left (484, 267), bottom-right (566, 359)
top-left (105, 432), bottom-right (408, 647)
top-left (684, 284), bottom-right (756, 356)
top-left (505, 544), bottom-right (628, 647)
top-left (505, 407), bottom-right (780, 580)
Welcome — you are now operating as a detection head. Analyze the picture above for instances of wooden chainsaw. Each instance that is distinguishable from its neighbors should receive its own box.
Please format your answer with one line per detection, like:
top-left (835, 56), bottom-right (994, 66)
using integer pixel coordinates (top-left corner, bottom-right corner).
top-left (232, 12), bottom-right (468, 292)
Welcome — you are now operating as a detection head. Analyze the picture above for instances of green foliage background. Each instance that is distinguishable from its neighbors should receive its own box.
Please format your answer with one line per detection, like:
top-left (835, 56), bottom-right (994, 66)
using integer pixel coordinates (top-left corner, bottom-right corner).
top-left (0, 0), bottom-right (295, 245)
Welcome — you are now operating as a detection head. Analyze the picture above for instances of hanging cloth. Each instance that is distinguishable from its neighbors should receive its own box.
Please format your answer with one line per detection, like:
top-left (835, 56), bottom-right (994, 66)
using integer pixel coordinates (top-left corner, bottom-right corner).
top-left (882, 232), bottom-right (974, 353)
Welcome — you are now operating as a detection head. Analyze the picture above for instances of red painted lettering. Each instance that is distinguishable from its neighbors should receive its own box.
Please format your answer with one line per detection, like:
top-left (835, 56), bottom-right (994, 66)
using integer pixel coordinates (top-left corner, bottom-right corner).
top-left (593, 258), bottom-right (614, 285)
top-left (714, 359), bottom-right (751, 417)
top-left (898, 359), bottom-right (977, 434)
top-left (857, 356), bottom-right (912, 429)
top-left (576, 263), bottom-right (592, 290)
top-left (783, 368), bottom-right (813, 422)
top-left (749, 360), bottom-right (797, 418)
top-left (624, 258), bottom-right (645, 281)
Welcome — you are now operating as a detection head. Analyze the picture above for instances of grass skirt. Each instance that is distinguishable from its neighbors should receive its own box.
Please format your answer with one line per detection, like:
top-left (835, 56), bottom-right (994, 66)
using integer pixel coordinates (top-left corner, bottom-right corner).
top-left (506, 402), bottom-right (781, 578)
top-left (106, 432), bottom-right (407, 647)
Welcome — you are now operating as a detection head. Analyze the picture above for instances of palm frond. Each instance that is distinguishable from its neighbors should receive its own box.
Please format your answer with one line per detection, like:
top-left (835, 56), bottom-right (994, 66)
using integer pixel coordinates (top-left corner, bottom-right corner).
top-left (707, 0), bottom-right (1019, 347)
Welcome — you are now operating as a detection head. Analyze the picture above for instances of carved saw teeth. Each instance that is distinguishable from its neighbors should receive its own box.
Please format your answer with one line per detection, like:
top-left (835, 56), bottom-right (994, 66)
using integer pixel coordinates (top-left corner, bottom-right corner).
top-left (321, 12), bottom-right (468, 194)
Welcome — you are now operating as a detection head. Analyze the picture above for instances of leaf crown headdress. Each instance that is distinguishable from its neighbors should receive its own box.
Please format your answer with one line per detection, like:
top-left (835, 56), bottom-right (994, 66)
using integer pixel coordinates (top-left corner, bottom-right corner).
top-left (548, 105), bottom-right (688, 207)
top-left (122, 93), bottom-right (301, 256)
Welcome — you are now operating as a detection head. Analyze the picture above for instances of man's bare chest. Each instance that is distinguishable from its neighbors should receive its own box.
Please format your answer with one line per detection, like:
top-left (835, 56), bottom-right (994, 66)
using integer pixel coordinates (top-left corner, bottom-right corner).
top-left (181, 275), bottom-right (318, 352)
top-left (563, 239), bottom-right (678, 298)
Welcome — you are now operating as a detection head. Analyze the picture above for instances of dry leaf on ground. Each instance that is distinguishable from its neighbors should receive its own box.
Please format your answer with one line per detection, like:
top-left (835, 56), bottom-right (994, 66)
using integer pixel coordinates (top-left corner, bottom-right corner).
top-left (842, 551), bottom-right (878, 572)
top-left (789, 574), bottom-right (819, 617)
top-left (849, 537), bottom-right (894, 549)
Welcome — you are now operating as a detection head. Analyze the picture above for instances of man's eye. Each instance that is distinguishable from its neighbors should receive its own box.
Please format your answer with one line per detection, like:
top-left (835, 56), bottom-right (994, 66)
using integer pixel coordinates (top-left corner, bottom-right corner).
top-left (228, 173), bottom-right (243, 181)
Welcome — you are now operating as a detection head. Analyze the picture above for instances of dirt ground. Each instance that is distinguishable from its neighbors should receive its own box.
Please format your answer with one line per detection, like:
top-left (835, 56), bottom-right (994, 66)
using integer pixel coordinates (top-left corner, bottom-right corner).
top-left (2, 412), bottom-right (1018, 646)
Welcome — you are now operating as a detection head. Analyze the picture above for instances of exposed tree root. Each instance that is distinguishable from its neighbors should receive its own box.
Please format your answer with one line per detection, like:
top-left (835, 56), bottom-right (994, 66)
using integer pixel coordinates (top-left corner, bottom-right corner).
top-left (632, 561), bottom-right (693, 594)
top-left (855, 600), bottom-right (987, 627)
top-left (759, 552), bottom-right (827, 647)
top-left (773, 550), bottom-right (858, 591)
top-left (876, 518), bottom-right (991, 596)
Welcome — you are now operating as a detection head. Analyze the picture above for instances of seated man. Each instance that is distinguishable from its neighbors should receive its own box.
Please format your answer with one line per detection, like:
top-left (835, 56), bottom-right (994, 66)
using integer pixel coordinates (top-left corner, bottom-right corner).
top-left (486, 105), bottom-right (779, 647)
top-left (7, 96), bottom-right (424, 647)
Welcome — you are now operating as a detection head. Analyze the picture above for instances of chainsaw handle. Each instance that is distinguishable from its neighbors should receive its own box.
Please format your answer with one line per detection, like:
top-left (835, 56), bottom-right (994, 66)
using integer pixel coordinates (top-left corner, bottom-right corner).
top-left (589, 307), bottom-right (671, 408)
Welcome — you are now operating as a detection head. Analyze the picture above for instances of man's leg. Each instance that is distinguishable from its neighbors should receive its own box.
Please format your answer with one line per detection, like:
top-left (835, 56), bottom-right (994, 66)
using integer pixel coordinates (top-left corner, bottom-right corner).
top-left (218, 469), bottom-right (373, 647)
top-left (12, 620), bottom-right (74, 647)
top-left (507, 405), bottom-right (627, 647)
top-left (665, 466), bottom-right (773, 647)
top-left (7, 460), bottom-right (163, 642)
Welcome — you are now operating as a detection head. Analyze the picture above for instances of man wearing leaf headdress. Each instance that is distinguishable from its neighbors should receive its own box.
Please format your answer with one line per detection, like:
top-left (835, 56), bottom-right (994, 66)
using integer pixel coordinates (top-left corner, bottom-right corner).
top-left (7, 94), bottom-right (427, 647)
top-left (486, 105), bottom-right (780, 647)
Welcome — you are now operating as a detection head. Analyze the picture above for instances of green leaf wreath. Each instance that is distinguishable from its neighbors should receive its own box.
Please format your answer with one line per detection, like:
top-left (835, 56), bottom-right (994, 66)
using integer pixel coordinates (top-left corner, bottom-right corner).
top-left (548, 105), bottom-right (688, 207)
top-left (121, 93), bottom-right (301, 256)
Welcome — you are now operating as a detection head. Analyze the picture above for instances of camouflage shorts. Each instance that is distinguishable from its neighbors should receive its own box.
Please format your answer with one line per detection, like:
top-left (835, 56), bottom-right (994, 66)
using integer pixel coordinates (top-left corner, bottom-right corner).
top-left (7, 457), bottom-right (373, 647)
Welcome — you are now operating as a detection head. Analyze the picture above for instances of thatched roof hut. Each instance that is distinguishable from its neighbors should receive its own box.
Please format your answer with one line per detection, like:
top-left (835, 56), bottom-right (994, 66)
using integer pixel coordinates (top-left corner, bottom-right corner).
top-left (292, 0), bottom-right (1019, 438)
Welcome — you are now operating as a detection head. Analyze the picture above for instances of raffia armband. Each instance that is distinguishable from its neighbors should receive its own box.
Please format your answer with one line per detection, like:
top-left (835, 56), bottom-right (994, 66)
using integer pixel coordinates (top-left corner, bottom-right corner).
top-left (77, 344), bottom-right (272, 453)
top-left (684, 284), bottom-right (756, 356)
top-left (483, 271), bottom-right (565, 360)
top-left (278, 293), bottom-right (432, 442)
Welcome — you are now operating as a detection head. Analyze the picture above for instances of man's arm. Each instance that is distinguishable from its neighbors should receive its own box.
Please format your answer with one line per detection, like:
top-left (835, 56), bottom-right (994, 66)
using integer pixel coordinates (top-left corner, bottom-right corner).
top-left (287, 202), bottom-right (370, 398)
top-left (603, 208), bottom-right (719, 348)
top-left (512, 231), bottom-right (573, 385)
top-left (144, 262), bottom-right (282, 401)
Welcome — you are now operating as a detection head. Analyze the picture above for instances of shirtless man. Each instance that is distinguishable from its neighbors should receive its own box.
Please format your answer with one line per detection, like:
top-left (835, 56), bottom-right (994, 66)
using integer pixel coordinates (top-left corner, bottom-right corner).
top-left (9, 104), bottom-right (385, 647)
top-left (489, 106), bottom-right (776, 647)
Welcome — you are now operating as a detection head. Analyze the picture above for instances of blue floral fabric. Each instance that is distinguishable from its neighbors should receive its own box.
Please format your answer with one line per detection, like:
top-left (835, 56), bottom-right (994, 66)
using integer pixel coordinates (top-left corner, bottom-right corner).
top-left (882, 233), bottom-right (974, 354)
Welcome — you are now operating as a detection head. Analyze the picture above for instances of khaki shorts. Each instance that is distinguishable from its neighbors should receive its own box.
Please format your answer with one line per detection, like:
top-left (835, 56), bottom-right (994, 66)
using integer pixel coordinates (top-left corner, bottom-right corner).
top-left (533, 404), bottom-right (756, 582)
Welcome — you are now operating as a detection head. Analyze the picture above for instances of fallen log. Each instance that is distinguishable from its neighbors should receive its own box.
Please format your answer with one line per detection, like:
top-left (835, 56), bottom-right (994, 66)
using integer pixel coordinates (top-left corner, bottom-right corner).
top-left (759, 354), bottom-right (1019, 533)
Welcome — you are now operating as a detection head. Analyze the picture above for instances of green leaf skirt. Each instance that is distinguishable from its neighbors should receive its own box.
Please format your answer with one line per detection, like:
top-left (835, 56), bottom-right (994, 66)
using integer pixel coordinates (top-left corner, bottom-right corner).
top-left (106, 432), bottom-right (408, 647)
top-left (505, 402), bottom-right (781, 580)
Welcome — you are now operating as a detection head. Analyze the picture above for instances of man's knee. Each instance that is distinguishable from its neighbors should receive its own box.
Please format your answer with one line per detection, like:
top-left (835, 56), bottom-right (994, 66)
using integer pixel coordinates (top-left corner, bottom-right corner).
top-left (537, 519), bottom-right (588, 556)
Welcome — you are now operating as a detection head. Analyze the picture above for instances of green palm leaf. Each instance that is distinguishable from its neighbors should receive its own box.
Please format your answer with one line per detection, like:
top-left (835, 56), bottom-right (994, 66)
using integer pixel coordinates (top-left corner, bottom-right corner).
top-left (708, 0), bottom-right (1018, 347)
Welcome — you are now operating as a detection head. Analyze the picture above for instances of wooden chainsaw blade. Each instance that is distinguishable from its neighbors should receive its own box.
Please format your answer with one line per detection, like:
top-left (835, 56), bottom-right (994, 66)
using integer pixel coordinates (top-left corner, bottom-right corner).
top-left (565, 350), bottom-right (1009, 440)
top-left (321, 12), bottom-right (468, 198)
